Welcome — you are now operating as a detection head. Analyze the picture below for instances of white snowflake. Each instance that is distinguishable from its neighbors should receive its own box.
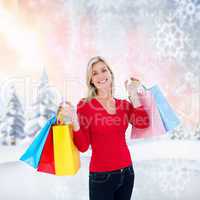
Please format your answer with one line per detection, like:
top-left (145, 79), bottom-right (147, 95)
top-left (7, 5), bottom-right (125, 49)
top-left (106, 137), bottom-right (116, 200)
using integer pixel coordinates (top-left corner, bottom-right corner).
top-left (175, 0), bottom-right (200, 27)
top-left (188, 50), bottom-right (200, 74)
top-left (85, 0), bottom-right (125, 13)
top-left (124, 0), bottom-right (165, 9)
top-left (182, 71), bottom-right (199, 92)
top-left (184, 71), bottom-right (195, 82)
top-left (149, 159), bottom-right (193, 198)
top-left (92, 10), bottom-right (127, 57)
top-left (153, 14), bottom-right (190, 62)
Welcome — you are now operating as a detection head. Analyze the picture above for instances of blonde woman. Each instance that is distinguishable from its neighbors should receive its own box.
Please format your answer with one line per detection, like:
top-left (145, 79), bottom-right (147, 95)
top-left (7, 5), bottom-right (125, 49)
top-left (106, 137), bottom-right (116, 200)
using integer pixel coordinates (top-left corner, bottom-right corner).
top-left (64, 56), bottom-right (149, 200)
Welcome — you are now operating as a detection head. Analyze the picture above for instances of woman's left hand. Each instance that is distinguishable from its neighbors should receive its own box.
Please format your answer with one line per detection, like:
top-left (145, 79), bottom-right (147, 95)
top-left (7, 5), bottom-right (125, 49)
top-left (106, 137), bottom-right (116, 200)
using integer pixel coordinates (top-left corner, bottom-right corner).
top-left (125, 77), bottom-right (141, 97)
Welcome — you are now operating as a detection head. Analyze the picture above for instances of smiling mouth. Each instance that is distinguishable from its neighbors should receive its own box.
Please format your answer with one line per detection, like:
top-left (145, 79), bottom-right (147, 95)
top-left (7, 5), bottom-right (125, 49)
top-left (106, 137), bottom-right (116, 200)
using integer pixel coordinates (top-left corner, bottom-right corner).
top-left (98, 78), bottom-right (108, 84)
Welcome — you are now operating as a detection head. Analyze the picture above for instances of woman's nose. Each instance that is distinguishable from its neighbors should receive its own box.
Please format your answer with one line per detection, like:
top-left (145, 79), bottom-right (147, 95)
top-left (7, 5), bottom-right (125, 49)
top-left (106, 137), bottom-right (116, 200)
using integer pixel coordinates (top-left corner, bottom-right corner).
top-left (97, 73), bottom-right (106, 80)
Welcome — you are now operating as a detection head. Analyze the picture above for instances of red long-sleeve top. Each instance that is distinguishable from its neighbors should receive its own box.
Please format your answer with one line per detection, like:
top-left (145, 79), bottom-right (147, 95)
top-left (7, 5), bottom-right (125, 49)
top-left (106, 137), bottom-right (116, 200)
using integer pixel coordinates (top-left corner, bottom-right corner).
top-left (73, 98), bottom-right (149, 172)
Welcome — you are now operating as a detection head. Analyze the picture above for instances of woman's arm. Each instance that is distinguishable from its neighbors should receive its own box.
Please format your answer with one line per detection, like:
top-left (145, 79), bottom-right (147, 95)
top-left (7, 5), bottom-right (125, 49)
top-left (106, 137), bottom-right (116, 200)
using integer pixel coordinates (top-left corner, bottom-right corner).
top-left (125, 77), bottom-right (149, 128)
top-left (125, 98), bottom-right (150, 129)
top-left (128, 92), bottom-right (142, 108)
top-left (72, 100), bottom-right (91, 153)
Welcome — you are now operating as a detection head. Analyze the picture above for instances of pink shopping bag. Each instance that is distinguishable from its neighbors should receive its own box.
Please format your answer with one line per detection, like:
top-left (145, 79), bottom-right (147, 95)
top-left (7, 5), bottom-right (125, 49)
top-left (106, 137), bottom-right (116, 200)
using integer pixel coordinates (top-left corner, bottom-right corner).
top-left (131, 90), bottom-right (166, 139)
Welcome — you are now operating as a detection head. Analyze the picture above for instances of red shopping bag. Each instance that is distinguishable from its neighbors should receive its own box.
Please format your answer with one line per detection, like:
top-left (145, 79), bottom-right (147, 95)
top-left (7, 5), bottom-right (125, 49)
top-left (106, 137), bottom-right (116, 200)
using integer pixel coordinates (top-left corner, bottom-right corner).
top-left (37, 127), bottom-right (55, 174)
top-left (131, 90), bottom-right (166, 139)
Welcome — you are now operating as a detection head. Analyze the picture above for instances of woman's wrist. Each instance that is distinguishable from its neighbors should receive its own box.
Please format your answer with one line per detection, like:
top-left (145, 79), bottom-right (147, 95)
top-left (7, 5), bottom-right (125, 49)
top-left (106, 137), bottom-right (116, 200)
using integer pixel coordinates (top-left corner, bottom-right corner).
top-left (72, 118), bottom-right (80, 131)
top-left (128, 93), bottom-right (142, 108)
top-left (73, 124), bottom-right (80, 132)
top-left (72, 114), bottom-right (80, 131)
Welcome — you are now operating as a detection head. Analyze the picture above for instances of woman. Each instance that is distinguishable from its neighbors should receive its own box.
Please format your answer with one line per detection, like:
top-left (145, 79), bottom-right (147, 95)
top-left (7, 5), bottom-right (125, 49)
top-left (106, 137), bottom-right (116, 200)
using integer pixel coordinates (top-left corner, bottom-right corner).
top-left (63, 56), bottom-right (149, 200)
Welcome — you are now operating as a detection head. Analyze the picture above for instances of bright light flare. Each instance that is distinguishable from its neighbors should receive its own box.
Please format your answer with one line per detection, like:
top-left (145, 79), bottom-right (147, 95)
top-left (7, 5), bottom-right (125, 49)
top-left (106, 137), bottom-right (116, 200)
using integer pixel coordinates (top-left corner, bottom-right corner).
top-left (0, 4), bottom-right (42, 70)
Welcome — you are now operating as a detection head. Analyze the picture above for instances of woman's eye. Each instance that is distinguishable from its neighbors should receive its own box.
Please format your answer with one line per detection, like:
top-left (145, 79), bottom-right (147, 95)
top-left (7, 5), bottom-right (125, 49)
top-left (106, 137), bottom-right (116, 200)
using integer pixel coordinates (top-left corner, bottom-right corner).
top-left (92, 72), bottom-right (97, 76)
top-left (102, 69), bottom-right (107, 73)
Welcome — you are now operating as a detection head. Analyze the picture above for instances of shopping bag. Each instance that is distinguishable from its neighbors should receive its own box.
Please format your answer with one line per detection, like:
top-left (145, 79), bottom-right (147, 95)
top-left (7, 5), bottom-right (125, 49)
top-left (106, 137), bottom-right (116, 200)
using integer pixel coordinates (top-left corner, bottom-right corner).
top-left (52, 124), bottom-right (80, 176)
top-left (131, 90), bottom-right (166, 139)
top-left (20, 115), bottom-right (56, 168)
top-left (37, 127), bottom-right (55, 174)
top-left (150, 85), bottom-right (180, 131)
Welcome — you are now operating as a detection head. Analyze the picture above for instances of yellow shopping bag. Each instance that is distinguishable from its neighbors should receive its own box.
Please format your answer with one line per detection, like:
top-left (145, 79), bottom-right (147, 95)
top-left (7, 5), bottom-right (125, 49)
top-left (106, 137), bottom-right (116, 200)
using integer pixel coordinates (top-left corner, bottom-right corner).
top-left (52, 124), bottom-right (80, 176)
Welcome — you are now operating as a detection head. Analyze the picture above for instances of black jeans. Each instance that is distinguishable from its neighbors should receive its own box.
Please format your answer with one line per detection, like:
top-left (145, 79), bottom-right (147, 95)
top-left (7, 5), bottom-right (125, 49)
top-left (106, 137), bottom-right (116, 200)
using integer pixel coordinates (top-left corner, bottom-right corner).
top-left (89, 165), bottom-right (135, 200)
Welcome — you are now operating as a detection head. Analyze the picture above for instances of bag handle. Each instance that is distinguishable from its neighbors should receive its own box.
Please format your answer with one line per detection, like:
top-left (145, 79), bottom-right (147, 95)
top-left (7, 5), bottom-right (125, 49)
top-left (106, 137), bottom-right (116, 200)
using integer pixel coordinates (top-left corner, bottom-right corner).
top-left (56, 112), bottom-right (71, 125)
top-left (56, 113), bottom-right (62, 125)
top-left (141, 84), bottom-right (148, 91)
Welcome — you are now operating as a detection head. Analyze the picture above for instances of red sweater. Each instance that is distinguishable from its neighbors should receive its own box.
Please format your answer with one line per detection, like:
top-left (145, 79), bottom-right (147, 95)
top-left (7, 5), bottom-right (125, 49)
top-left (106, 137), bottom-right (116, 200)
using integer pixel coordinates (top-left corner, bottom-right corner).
top-left (73, 98), bottom-right (149, 172)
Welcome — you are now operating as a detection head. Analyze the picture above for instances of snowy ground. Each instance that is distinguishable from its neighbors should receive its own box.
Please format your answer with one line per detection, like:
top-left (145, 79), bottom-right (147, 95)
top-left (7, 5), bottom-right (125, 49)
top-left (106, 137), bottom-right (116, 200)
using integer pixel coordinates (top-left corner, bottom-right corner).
top-left (0, 139), bottom-right (200, 200)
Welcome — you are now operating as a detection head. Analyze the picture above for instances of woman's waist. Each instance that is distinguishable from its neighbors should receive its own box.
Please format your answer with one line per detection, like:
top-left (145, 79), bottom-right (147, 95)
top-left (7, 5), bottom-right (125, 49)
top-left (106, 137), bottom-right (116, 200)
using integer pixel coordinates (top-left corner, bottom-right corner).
top-left (91, 148), bottom-right (131, 161)
top-left (89, 151), bottom-right (132, 172)
top-left (89, 163), bottom-right (133, 174)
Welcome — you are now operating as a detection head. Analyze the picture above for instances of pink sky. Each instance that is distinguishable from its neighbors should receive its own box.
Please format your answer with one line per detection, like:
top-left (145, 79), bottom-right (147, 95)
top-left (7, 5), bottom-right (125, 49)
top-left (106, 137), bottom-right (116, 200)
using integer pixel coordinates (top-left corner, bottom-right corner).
top-left (0, 0), bottom-right (199, 128)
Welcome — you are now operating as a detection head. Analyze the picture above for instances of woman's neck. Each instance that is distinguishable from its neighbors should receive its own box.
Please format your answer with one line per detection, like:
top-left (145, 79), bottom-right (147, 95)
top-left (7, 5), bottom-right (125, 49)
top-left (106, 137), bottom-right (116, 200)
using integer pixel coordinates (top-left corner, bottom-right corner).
top-left (96, 89), bottom-right (112, 100)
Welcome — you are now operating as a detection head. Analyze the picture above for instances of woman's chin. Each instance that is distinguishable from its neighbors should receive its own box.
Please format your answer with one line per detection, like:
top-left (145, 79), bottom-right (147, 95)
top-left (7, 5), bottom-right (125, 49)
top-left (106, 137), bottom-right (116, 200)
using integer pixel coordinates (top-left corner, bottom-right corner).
top-left (96, 85), bottom-right (110, 92)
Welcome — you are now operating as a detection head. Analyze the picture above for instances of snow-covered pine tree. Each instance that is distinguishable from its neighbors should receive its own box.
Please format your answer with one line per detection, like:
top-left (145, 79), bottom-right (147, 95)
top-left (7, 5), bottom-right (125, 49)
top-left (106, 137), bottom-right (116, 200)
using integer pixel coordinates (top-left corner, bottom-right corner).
top-left (0, 86), bottom-right (25, 145)
top-left (170, 124), bottom-right (196, 140)
top-left (0, 95), bottom-right (4, 141)
top-left (0, 117), bottom-right (3, 141)
top-left (194, 124), bottom-right (200, 140)
top-left (25, 68), bottom-right (57, 137)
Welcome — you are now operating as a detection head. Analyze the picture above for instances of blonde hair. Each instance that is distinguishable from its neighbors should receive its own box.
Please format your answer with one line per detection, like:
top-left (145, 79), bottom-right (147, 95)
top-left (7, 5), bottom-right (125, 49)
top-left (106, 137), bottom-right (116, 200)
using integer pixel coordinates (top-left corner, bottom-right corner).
top-left (85, 56), bottom-right (114, 102)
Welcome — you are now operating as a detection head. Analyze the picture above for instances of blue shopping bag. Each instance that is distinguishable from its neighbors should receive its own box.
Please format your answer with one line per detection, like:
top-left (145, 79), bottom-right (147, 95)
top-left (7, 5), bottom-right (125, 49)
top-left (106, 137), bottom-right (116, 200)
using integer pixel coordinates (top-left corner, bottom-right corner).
top-left (149, 85), bottom-right (180, 132)
top-left (20, 115), bottom-right (56, 168)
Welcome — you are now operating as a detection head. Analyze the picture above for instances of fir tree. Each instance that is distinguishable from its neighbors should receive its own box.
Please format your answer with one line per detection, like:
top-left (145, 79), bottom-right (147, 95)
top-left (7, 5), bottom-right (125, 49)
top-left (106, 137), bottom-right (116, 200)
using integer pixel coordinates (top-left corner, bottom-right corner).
top-left (0, 86), bottom-right (25, 145)
top-left (25, 68), bottom-right (57, 137)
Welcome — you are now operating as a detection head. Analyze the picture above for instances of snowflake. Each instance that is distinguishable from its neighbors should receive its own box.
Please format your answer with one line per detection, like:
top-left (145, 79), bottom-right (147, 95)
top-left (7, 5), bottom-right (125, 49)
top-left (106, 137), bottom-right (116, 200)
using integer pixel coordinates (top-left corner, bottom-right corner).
top-left (91, 10), bottom-right (127, 56)
top-left (133, 159), bottom-right (197, 200)
top-left (175, 0), bottom-right (200, 27)
top-left (184, 71), bottom-right (199, 92)
top-left (182, 70), bottom-right (199, 92)
top-left (153, 14), bottom-right (190, 62)
top-left (85, 0), bottom-right (125, 13)
top-left (127, 0), bottom-right (166, 9)
top-left (184, 71), bottom-right (195, 82)
top-left (188, 50), bottom-right (200, 74)
top-left (149, 159), bottom-right (193, 198)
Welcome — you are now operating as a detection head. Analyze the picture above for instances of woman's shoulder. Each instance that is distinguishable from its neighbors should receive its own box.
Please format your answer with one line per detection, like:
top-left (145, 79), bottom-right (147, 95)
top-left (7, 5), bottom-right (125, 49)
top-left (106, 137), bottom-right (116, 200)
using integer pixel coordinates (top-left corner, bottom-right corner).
top-left (77, 98), bottom-right (88, 108)
top-left (77, 98), bottom-right (94, 112)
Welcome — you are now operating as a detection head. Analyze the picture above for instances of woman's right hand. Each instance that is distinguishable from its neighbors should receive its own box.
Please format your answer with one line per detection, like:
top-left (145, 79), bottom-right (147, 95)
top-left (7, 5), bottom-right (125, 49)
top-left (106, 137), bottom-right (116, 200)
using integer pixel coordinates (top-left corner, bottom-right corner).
top-left (125, 77), bottom-right (140, 98)
top-left (58, 101), bottom-right (80, 131)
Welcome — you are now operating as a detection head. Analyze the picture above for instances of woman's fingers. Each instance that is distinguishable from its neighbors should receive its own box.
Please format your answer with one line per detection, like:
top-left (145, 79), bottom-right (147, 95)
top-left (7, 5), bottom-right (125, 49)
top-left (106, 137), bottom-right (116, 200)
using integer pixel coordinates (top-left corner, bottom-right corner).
top-left (60, 101), bottom-right (71, 107)
top-left (130, 77), bottom-right (140, 82)
top-left (125, 78), bottom-right (140, 88)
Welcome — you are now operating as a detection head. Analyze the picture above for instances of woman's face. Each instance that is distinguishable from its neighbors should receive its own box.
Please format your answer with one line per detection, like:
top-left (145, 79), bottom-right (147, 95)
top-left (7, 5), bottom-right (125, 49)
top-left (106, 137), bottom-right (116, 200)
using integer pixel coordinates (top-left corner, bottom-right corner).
top-left (91, 61), bottom-right (112, 92)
